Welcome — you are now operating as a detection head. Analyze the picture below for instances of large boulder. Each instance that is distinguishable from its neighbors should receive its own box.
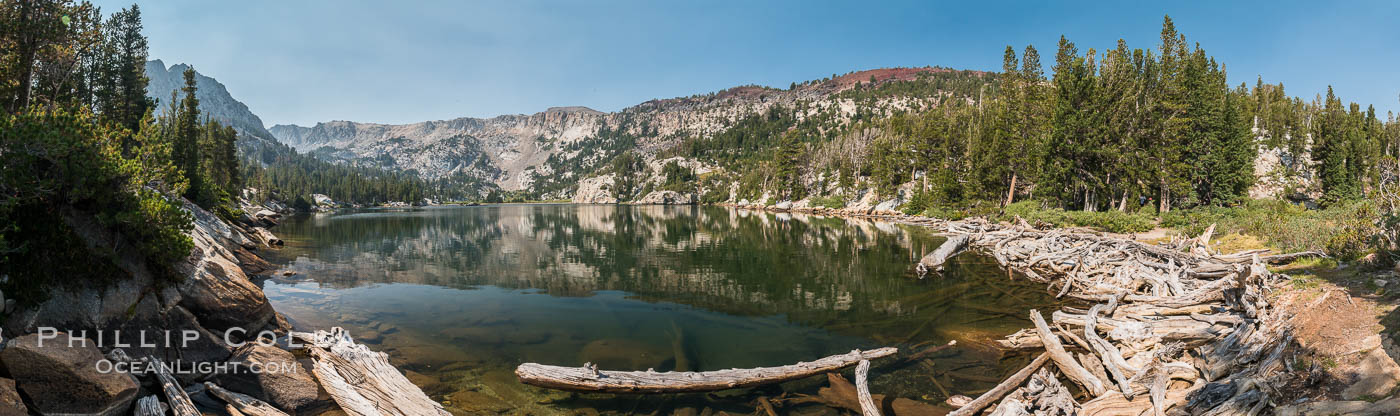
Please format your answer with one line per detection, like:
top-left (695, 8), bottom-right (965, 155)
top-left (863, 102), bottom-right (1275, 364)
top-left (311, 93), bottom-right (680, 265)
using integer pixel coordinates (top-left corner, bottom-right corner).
top-left (633, 190), bottom-right (695, 205)
top-left (177, 201), bottom-right (276, 334)
top-left (1, 333), bottom-right (138, 416)
top-left (215, 344), bottom-right (326, 413)
top-left (578, 339), bottom-right (670, 370)
top-left (573, 174), bottom-right (619, 204)
top-left (0, 378), bottom-right (27, 416)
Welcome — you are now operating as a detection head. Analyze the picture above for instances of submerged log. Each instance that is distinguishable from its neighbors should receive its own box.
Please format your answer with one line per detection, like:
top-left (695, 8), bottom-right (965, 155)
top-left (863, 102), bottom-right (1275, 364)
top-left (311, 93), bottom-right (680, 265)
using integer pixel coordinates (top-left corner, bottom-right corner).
top-left (917, 235), bottom-right (970, 275)
top-left (805, 372), bottom-right (950, 416)
top-left (291, 328), bottom-right (450, 416)
top-left (948, 353), bottom-right (1050, 416)
top-left (516, 347), bottom-right (898, 393)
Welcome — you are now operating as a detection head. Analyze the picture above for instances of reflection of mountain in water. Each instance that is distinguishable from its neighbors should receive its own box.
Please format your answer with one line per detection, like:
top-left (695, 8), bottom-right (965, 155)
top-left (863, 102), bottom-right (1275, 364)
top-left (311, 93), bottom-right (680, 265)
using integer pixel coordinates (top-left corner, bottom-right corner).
top-left (269, 205), bottom-right (1012, 321)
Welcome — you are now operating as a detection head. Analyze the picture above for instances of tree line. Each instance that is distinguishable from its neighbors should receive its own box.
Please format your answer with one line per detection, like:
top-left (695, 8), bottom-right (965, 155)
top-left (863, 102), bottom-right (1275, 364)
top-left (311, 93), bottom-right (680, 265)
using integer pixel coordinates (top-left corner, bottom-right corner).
top-left (695, 16), bottom-right (1397, 215)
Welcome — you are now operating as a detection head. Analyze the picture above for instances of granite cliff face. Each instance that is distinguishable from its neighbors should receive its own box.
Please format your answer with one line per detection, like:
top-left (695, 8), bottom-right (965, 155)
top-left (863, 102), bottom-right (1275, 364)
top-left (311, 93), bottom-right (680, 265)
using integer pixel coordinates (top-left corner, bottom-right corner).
top-left (145, 60), bottom-right (276, 142)
top-left (268, 67), bottom-right (974, 196)
top-left (271, 107), bottom-right (610, 191)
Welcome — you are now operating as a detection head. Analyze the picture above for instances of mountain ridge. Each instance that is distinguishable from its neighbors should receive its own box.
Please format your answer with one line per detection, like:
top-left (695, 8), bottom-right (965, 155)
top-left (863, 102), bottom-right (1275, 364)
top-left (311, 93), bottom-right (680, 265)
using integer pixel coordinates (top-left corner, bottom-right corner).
top-left (266, 66), bottom-right (991, 195)
top-left (145, 59), bottom-right (276, 143)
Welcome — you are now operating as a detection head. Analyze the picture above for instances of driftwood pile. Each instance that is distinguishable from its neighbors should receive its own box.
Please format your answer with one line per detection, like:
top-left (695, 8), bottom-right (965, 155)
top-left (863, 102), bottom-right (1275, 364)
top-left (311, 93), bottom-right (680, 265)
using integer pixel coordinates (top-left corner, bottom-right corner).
top-left (921, 218), bottom-right (1300, 416)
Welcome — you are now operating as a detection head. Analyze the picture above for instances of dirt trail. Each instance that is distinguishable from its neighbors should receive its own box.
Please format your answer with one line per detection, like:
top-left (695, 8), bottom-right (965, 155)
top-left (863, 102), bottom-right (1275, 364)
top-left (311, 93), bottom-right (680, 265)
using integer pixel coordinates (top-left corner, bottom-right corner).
top-left (1273, 261), bottom-right (1400, 414)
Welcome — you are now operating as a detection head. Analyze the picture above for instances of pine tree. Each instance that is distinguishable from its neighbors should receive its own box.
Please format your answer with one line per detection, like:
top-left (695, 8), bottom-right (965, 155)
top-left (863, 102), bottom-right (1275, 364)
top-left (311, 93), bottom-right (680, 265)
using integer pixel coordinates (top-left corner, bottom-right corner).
top-left (173, 66), bottom-right (203, 201)
top-left (1146, 15), bottom-right (1191, 212)
top-left (1045, 36), bottom-right (1102, 209)
top-left (1314, 86), bottom-right (1356, 204)
top-left (94, 4), bottom-right (152, 133)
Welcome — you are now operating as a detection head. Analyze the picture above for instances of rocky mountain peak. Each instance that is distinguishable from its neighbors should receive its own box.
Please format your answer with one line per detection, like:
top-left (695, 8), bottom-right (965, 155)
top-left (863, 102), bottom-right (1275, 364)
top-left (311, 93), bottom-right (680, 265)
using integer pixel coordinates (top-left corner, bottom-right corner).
top-left (144, 60), bottom-right (275, 142)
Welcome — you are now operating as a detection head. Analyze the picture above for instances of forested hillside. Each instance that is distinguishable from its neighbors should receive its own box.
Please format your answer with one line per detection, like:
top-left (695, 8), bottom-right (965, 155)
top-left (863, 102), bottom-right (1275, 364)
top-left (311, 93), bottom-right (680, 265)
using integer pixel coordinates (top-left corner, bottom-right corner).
top-left (646, 16), bottom-right (1398, 217)
top-left (0, 1), bottom-right (243, 296)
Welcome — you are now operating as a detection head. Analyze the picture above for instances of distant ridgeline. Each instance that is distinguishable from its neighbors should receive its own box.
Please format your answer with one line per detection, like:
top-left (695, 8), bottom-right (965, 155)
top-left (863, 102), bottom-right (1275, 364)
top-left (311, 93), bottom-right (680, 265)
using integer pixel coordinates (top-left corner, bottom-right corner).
top-left (143, 61), bottom-right (485, 205)
top-left (264, 17), bottom-right (1399, 211)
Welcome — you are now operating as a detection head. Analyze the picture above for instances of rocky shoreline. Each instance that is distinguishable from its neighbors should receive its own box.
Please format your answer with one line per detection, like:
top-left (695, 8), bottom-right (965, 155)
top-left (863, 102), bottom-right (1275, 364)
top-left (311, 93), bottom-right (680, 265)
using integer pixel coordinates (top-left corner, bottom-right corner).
top-left (0, 195), bottom-right (397, 415)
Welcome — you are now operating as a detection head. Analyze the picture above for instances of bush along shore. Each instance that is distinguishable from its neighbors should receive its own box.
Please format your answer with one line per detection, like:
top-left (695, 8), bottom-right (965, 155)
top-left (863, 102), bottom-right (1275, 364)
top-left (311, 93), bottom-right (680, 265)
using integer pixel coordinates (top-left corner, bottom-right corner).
top-left (0, 194), bottom-right (446, 415)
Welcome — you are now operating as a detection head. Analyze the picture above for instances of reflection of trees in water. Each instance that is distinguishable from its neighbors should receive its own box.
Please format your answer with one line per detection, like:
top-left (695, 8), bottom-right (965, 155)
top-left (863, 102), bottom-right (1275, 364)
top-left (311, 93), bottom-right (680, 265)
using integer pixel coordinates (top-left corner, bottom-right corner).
top-left (271, 205), bottom-right (1054, 327)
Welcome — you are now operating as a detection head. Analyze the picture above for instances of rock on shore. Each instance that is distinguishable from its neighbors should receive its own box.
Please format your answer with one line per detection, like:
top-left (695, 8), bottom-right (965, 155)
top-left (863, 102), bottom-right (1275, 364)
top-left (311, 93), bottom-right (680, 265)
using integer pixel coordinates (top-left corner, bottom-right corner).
top-left (572, 174), bottom-right (619, 203)
top-left (216, 344), bottom-right (327, 413)
top-left (0, 197), bottom-right (302, 413)
top-left (634, 190), bottom-right (695, 205)
top-left (0, 333), bottom-right (138, 416)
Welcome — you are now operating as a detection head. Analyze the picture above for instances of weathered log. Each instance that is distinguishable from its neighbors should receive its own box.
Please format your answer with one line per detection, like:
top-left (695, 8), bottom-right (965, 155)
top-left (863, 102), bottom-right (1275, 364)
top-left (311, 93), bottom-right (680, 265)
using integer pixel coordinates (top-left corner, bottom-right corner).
top-left (516, 347), bottom-right (898, 393)
top-left (947, 353), bottom-right (1049, 416)
top-left (148, 355), bottom-right (200, 416)
top-left (1030, 310), bottom-right (1106, 396)
top-left (291, 328), bottom-right (450, 416)
top-left (1083, 304), bottom-right (1137, 398)
top-left (135, 395), bottom-right (163, 416)
top-left (917, 235), bottom-right (970, 275)
top-left (1025, 368), bottom-right (1076, 415)
top-left (755, 396), bottom-right (779, 416)
top-left (986, 397), bottom-right (1031, 416)
top-left (252, 226), bottom-right (283, 247)
top-left (1080, 385), bottom-right (1192, 416)
top-left (205, 382), bottom-right (290, 416)
top-left (1191, 223), bottom-right (1216, 256)
top-left (855, 360), bottom-right (881, 416)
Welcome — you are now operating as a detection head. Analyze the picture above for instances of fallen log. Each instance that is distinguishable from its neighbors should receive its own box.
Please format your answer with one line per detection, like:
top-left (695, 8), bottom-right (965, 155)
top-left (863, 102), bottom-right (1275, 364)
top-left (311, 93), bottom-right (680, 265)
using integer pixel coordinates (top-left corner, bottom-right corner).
top-left (516, 347), bottom-right (897, 393)
top-left (948, 353), bottom-right (1049, 416)
top-left (148, 355), bottom-right (200, 416)
top-left (291, 328), bottom-right (450, 416)
top-left (135, 395), bottom-right (163, 416)
top-left (855, 360), bottom-right (881, 416)
top-left (917, 235), bottom-right (970, 275)
top-left (252, 227), bottom-right (283, 247)
top-left (1080, 386), bottom-right (1192, 416)
top-left (1030, 310), bottom-right (1106, 396)
top-left (205, 382), bottom-right (290, 416)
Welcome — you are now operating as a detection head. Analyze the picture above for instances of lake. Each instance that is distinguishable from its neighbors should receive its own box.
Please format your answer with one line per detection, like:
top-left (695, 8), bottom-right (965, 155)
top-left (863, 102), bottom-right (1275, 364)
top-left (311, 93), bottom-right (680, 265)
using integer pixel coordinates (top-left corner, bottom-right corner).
top-left (262, 204), bottom-right (1056, 414)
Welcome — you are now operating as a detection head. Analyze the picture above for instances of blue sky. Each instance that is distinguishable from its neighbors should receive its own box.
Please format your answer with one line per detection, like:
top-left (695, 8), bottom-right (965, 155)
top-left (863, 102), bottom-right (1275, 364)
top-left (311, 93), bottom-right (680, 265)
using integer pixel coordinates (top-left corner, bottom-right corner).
top-left (98, 0), bottom-right (1399, 127)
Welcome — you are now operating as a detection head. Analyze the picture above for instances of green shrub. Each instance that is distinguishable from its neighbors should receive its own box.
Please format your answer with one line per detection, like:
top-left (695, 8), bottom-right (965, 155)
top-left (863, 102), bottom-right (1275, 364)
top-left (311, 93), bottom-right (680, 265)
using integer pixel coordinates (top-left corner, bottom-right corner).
top-left (700, 186), bottom-right (729, 204)
top-left (920, 201), bottom-right (1000, 221)
top-left (901, 188), bottom-right (935, 215)
top-left (997, 200), bottom-right (1155, 233)
top-left (1161, 199), bottom-right (1386, 260)
top-left (810, 194), bottom-right (848, 210)
top-left (0, 110), bottom-right (194, 303)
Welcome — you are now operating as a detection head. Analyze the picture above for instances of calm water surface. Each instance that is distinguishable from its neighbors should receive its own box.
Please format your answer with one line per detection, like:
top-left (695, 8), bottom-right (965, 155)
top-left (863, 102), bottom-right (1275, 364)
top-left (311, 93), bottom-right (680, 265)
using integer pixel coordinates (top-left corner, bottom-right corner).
top-left (263, 204), bottom-right (1057, 414)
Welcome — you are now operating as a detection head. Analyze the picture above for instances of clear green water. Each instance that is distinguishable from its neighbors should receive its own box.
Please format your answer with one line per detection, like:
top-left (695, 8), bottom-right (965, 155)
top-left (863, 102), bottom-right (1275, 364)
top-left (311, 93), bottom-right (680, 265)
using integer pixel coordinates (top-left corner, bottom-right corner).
top-left (263, 204), bottom-right (1057, 415)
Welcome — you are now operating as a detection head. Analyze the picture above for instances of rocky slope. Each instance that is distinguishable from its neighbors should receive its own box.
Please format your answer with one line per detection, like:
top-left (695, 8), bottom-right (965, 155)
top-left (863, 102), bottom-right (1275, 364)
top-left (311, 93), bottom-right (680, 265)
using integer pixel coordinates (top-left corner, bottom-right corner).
top-left (0, 196), bottom-right (333, 415)
top-left (269, 67), bottom-right (984, 197)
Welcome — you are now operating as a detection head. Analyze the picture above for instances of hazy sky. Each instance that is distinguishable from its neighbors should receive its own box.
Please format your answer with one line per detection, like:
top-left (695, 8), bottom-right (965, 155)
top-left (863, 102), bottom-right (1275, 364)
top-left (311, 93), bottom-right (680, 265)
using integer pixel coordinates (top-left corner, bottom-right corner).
top-left (96, 0), bottom-right (1400, 127)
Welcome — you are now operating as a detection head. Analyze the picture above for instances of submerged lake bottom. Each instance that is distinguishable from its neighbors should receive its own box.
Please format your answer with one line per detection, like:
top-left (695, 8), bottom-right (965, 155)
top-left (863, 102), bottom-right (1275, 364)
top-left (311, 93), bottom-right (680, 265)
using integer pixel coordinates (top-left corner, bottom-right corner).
top-left (263, 204), bottom-right (1062, 415)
